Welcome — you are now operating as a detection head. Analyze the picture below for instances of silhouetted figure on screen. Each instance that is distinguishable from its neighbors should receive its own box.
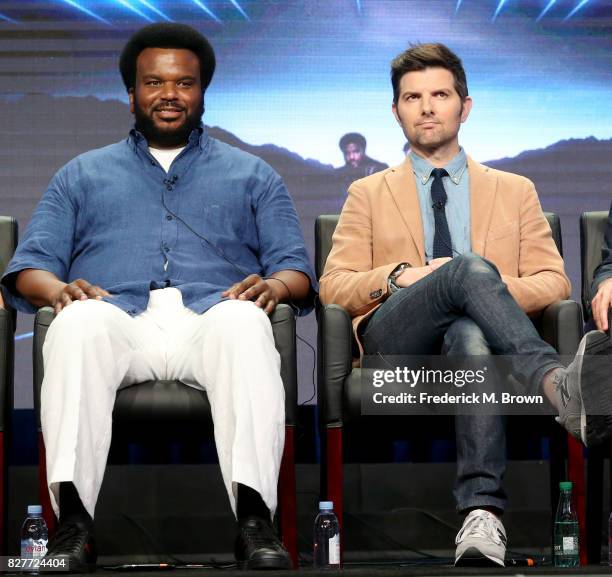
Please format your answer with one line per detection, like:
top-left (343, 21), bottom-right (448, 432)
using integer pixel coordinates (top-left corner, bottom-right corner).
top-left (335, 132), bottom-right (388, 194)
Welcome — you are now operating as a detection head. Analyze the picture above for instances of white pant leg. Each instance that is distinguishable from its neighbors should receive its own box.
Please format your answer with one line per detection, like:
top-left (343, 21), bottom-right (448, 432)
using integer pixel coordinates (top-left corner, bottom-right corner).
top-left (41, 298), bottom-right (167, 519)
top-left (167, 299), bottom-right (285, 519)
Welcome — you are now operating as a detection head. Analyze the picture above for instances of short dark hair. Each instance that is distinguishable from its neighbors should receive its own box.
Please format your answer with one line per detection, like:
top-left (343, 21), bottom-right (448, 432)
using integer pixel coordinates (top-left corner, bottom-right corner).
top-left (119, 23), bottom-right (216, 93)
top-left (390, 43), bottom-right (468, 104)
top-left (339, 132), bottom-right (366, 151)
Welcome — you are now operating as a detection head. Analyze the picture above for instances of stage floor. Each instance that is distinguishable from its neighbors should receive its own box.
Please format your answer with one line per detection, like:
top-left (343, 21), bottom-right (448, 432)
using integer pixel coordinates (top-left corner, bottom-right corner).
top-left (3, 563), bottom-right (610, 576)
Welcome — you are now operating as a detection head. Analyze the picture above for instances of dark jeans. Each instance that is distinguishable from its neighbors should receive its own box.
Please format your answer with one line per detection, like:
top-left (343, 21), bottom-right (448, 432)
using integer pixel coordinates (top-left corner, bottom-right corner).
top-left (361, 253), bottom-right (562, 513)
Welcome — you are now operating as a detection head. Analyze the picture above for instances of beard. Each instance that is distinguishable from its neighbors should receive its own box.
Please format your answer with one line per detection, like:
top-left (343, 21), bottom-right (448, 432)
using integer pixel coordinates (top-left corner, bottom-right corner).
top-left (134, 97), bottom-right (204, 148)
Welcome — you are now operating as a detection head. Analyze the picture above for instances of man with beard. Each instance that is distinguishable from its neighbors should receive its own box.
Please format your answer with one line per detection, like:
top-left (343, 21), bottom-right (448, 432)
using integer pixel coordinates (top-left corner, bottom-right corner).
top-left (2, 24), bottom-right (314, 572)
top-left (337, 133), bottom-right (388, 177)
top-left (335, 133), bottom-right (388, 197)
top-left (320, 43), bottom-right (612, 567)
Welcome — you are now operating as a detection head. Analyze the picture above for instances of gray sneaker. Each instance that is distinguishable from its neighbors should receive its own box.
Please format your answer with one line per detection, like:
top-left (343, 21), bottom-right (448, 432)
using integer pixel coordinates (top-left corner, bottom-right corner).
top-left (455, 509), bottom-right (506, 567)
top-left (556, 330), bottom-right (612, 447)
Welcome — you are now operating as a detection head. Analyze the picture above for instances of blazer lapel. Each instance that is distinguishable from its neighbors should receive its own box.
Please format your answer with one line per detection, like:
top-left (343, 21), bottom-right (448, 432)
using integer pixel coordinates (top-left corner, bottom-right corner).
top-left (385, 159), bottom-right (426, 265)
top-left (468, 157), bottom-right (497, 256)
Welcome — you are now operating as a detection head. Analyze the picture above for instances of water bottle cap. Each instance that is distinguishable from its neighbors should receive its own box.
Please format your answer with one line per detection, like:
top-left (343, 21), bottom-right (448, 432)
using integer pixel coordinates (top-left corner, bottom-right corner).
top-left (559, 481), bottom-right (572, 490)
top-left (319, 501), bottom-right (334, 510)
top-left (27, 505), bottom-right (42, 515)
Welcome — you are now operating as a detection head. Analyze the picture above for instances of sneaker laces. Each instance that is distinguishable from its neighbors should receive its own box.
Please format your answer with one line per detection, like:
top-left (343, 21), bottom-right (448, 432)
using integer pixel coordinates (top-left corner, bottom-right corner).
top-left (455, 511), bottom-right (505, 546)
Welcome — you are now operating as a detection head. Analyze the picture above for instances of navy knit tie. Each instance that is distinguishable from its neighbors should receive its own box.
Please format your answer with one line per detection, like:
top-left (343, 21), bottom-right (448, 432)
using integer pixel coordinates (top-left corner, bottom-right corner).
top-left (430, 168), bottom-right (453, 258)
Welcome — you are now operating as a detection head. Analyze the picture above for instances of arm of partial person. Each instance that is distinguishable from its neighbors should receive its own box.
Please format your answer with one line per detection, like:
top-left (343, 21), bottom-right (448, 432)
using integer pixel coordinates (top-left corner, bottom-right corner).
top-left (591, 277), bottom-right (612, 331)
top-left (500, 181), bottom-right (571, 315)
top-left (591, 204), bottom-right (612, 331)
top-left (15, 269), bottom-right (109, 315)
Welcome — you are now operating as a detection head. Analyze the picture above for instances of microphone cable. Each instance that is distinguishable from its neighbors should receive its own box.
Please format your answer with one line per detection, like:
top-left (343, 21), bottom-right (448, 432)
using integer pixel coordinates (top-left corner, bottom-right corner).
top-left (160, 176), bottom-right (318, 404)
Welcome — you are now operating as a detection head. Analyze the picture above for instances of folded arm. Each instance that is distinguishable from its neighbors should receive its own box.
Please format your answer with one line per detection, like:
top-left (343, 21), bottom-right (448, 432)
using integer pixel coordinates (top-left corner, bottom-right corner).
top-left (319, 182), bottom-right (405, 317)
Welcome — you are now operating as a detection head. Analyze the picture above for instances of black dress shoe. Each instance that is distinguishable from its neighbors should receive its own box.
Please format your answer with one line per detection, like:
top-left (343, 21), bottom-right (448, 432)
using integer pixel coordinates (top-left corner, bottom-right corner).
top-left (46, 521), bottom-right (97, 573)
top-left (234, 516), bottom-right (291, 570)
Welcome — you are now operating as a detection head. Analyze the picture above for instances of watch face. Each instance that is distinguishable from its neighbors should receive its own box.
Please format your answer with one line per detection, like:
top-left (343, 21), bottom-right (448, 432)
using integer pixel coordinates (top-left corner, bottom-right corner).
top-left (392, 264), bottom-right (406, 279)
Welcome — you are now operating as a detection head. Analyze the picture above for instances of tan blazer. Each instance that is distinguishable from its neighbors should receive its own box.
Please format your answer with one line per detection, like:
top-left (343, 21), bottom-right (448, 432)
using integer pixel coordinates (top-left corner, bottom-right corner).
top-left (319, 156), bottom-right (571, 352)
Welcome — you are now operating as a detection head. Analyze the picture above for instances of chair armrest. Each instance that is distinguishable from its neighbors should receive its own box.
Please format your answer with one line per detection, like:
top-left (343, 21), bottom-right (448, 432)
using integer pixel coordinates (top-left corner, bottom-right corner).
top-left (317, 304), bottom-right (353, 425)
top-left (33, 307), bottom-right (54, 431)
top-left (539, 300), bottom-right (583, 356)
top-left (270, 304), bottom-right (297, 425)
top-left (0, 308), bottom-right (14, 433)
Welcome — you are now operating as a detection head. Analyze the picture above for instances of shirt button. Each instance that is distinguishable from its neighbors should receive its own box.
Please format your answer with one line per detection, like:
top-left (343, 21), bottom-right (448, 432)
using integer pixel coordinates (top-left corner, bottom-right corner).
top-left (166, 185), bottom-right (172, 191)
top-left (166, 214), bottom-right (173, 220)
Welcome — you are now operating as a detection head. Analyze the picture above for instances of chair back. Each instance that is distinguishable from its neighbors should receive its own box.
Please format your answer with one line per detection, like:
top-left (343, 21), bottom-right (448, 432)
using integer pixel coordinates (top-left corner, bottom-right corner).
top-left (580, 211), bottom-right (609, 316)
top-left (315, 212), bottom-right (562, 279)
top-left (0, 216), bottom-right (17, 555)
top-left (0, 216), bottom-right (17, 281)
top-left (0, 216), bottom-right (17, 427)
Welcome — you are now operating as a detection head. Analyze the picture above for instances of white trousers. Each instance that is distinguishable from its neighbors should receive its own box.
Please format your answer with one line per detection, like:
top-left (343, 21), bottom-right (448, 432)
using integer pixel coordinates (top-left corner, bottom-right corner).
top-left (41, 288), bottom-right (285, 520)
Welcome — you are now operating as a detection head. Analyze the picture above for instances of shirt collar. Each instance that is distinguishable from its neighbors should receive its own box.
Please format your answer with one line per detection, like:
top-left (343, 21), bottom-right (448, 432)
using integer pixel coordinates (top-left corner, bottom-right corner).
top-left (409, 147), bottom-right (468, 186)
top-left (129, 124), bottom-right (207, 152)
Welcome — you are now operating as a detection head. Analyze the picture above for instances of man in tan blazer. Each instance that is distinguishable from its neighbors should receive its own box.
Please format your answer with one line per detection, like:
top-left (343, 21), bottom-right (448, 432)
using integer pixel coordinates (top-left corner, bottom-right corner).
top-left (320, 43), bottom-right (612, 567)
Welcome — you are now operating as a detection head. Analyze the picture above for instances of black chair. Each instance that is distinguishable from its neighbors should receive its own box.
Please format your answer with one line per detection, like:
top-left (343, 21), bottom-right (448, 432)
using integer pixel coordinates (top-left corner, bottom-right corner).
top-left (580, 209), bottom-right (611, 564)
top-left (33, 302), bottom-right (299, 566)
top-left (0, 216), bottom-right (17, 555)
top-left (315, 212), bottom-right (585, 560)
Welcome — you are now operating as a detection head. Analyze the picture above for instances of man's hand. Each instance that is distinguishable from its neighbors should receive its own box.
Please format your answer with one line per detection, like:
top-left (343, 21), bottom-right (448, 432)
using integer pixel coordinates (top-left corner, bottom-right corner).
top-left (222, 274), bottom-right (287, 315)
top-left (428, 257), bottom-right (453, 270)
top-left (592, 277), bottom-right (612, 331)
top-left (52, 279), bottom-right (109, 315)
top-left (395, 257), bottom-right (452, 288)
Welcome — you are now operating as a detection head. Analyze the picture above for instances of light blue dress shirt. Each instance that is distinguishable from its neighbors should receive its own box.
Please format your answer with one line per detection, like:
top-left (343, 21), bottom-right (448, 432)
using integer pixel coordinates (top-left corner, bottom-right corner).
top-left (409, 148), bottom-right (471, 262)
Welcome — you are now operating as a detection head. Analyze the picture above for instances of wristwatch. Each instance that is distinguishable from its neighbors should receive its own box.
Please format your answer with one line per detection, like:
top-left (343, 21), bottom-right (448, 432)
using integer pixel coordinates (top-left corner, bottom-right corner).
top-left (388, 262), bottom-right (411, 293)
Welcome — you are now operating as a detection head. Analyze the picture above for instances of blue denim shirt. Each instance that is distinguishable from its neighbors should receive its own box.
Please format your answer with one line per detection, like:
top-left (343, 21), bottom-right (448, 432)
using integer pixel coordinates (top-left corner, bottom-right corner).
top-left (409, 148), bottom-right (471, 262)
top-left (2, 127), bottom-right (316, 316)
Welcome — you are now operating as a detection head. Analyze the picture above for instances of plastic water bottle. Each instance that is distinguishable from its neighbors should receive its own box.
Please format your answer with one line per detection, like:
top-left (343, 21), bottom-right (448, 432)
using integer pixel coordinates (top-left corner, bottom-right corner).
top-left (21, 505), bottom-right (48, 563)
top-left (608, 512), bottom-right (612, 566)
top-left (553, 481), bottom-right (579, 567)
top-left (313, 501), bottom-right (340, 569)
